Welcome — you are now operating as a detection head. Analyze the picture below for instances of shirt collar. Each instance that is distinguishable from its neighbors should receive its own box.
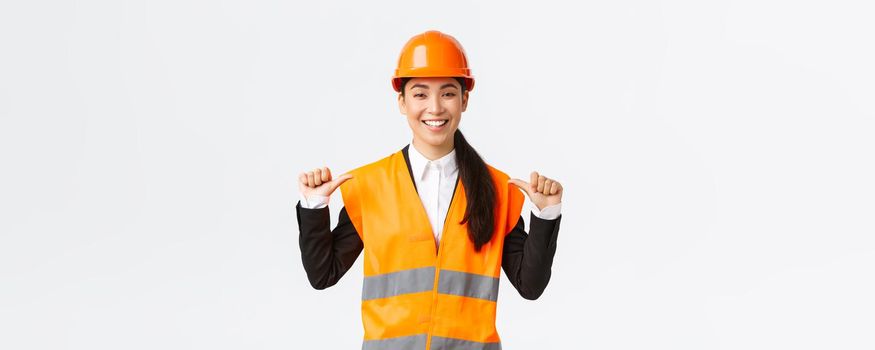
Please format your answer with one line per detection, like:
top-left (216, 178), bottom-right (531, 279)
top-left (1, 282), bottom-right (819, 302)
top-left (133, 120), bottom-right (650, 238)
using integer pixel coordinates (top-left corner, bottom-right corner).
top-left (408, 141), bottom-right (458, 181)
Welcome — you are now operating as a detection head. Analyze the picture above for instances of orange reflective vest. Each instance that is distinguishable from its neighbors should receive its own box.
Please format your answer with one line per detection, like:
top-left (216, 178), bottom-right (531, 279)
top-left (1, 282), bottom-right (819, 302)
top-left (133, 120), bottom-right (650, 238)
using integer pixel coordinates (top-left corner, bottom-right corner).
top-left (339, 148), bottom-right (524, 350)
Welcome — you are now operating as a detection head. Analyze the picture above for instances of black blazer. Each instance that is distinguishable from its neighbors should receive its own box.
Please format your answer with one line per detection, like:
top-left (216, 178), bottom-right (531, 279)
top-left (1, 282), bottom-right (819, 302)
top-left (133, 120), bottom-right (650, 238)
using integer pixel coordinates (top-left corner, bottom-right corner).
top-left (296, 145), bottom-right (562, 300)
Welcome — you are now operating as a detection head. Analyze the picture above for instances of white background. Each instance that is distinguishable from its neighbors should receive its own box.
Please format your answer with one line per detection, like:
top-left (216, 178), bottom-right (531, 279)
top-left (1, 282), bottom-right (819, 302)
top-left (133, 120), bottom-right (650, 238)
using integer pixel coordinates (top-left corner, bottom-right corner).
top-left (1, 0), bottom-right (873, 349)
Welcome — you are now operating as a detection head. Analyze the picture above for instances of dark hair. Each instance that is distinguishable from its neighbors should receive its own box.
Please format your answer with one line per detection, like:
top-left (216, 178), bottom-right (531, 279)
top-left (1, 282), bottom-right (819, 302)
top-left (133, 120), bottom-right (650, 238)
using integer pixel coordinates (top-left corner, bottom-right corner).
top-left (400, 77), bottom-right (497, 252)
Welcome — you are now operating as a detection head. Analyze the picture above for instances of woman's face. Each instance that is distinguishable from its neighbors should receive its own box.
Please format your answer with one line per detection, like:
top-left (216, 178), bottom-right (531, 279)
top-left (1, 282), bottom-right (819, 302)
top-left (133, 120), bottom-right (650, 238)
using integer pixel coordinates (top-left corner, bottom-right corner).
top-left (398, 77), bottom-right (468, 149)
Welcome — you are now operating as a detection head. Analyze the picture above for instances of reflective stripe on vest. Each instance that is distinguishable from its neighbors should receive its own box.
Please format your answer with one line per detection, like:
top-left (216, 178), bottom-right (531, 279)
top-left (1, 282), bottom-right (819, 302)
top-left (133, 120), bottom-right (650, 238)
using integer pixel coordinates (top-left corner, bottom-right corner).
top-left (362, 334), bottom-right (501, 350)
top-left (437, 269), bottom-right (500, 302)
top-left (362, 267), bottom-right (435, 301)
top-left (362, 267), bottom-right (498, 302)
top-left (362, 334), bottom-right (428, 350)
top-left (430, 336), bottom-right (502, 350)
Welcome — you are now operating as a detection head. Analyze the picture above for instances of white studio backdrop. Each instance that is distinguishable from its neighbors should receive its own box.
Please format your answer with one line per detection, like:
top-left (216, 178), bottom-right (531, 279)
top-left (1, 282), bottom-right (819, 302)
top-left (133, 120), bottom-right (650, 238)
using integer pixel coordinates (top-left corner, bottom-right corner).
top-left (1, 0), bottom-right (873, 349)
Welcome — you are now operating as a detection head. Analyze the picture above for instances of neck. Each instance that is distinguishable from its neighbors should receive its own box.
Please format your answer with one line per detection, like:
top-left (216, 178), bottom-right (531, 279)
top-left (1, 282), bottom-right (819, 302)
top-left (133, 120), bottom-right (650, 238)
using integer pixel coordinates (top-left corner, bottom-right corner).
top-left (412, 137), bottom-right (454, 160)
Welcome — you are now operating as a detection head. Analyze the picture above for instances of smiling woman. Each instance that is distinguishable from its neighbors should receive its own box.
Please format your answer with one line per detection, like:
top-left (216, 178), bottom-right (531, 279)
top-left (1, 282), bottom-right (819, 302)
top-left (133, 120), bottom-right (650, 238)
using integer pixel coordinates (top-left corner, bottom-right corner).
top-left (295, 30), bottom-right (565, 350)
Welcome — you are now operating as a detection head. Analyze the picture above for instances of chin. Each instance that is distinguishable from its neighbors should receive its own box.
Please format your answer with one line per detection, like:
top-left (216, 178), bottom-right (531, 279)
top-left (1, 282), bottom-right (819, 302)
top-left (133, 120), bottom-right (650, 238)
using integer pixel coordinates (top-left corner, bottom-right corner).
top-left (421, 134), bottom-right (450, 147)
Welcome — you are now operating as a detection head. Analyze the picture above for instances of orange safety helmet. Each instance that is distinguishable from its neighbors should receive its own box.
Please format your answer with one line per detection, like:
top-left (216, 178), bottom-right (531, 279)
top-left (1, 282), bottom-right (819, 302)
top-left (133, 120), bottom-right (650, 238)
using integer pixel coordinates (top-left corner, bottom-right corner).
top-left (392, 30), bottom-right (475, 92)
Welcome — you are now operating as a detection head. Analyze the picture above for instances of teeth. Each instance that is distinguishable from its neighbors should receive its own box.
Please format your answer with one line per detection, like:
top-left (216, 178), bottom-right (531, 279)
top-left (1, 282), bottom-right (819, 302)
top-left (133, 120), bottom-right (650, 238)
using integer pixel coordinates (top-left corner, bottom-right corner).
top-left (424, 120), bottom-right (447, 127)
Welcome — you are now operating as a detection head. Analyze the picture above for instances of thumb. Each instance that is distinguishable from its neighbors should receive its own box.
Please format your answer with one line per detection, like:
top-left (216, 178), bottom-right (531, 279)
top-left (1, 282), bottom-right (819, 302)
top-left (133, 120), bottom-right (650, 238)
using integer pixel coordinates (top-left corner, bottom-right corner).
top-left (327, 173), bottom-right (354, 193)
top-left (508, 178), bottom-right (532, 197)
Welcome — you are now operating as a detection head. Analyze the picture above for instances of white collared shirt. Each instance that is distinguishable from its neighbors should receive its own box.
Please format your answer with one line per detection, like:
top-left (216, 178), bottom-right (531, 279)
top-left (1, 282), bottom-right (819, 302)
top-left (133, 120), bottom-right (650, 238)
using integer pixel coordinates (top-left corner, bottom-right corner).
top-left (299, 143), bottom-right (562, 246)
top-left (407, 143), bottom-right (459, 244)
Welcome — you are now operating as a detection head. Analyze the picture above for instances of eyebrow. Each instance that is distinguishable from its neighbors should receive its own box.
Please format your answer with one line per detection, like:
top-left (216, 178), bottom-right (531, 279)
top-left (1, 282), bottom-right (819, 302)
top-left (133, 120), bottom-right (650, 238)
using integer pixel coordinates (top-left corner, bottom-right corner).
top-left (410, 83), bottom-right (459, 90)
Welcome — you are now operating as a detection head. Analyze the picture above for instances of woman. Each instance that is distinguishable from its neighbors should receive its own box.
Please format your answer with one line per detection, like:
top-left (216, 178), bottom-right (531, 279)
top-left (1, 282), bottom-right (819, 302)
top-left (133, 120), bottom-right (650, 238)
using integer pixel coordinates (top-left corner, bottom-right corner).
top-left (296, 30), bottom-right (564, 350)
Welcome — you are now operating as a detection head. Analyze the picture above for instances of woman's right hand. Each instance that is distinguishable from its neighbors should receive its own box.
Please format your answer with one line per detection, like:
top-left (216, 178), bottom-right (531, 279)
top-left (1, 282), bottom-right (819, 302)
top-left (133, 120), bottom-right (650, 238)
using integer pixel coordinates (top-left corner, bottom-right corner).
top-left (298, 167), bottom-right (353, 198)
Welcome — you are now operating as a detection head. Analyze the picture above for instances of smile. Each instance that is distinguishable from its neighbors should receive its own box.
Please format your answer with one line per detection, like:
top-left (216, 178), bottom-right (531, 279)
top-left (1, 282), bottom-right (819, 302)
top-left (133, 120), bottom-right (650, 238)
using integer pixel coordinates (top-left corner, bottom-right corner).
top-left (423, 120), bottom-right (448, 126)
top-left (422, 119), bottom-right (449, 130)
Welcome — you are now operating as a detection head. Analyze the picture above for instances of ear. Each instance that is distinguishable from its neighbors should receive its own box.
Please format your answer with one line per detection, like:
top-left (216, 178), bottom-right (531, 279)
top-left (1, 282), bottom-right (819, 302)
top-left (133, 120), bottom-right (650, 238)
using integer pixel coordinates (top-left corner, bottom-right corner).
top-left (397, 93), bottom-right (407, 115)
top-left (461, 91), bottom-right (469, 112)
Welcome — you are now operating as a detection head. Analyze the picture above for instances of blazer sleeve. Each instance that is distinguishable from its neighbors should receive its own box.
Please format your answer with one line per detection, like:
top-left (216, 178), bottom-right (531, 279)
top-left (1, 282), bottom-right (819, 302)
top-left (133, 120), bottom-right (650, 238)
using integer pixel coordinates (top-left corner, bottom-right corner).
top-left (296, 202), bottom-right (364, 290)
top-left (501, 212), bottom-right (562, 300)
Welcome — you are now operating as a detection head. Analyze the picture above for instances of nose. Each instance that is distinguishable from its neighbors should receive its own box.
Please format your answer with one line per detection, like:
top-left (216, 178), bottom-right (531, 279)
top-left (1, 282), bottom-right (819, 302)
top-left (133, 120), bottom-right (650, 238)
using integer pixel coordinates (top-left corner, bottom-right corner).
top-left (426, 94), bottom-right (444, 115)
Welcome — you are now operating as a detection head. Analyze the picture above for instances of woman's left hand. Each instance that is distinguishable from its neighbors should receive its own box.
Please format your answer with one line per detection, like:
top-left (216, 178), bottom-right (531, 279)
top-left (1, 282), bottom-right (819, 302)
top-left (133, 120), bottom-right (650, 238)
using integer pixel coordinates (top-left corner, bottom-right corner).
top-left (508, 171), bottom-right (563, 210)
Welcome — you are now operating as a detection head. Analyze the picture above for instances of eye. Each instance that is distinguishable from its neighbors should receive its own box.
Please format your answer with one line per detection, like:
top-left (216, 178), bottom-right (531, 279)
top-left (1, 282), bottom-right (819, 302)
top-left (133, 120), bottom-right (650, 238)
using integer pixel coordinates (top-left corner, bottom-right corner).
top-left (443, 92), bottom-right (456, 97)
top-left (413, 93), bottom-right (426, 98)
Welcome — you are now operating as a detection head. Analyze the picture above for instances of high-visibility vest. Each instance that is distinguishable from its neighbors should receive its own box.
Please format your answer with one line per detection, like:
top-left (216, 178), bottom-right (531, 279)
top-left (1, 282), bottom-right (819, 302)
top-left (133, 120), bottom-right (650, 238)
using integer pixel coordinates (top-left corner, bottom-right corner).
top-left (339, 148), bottom-right (524, 350)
